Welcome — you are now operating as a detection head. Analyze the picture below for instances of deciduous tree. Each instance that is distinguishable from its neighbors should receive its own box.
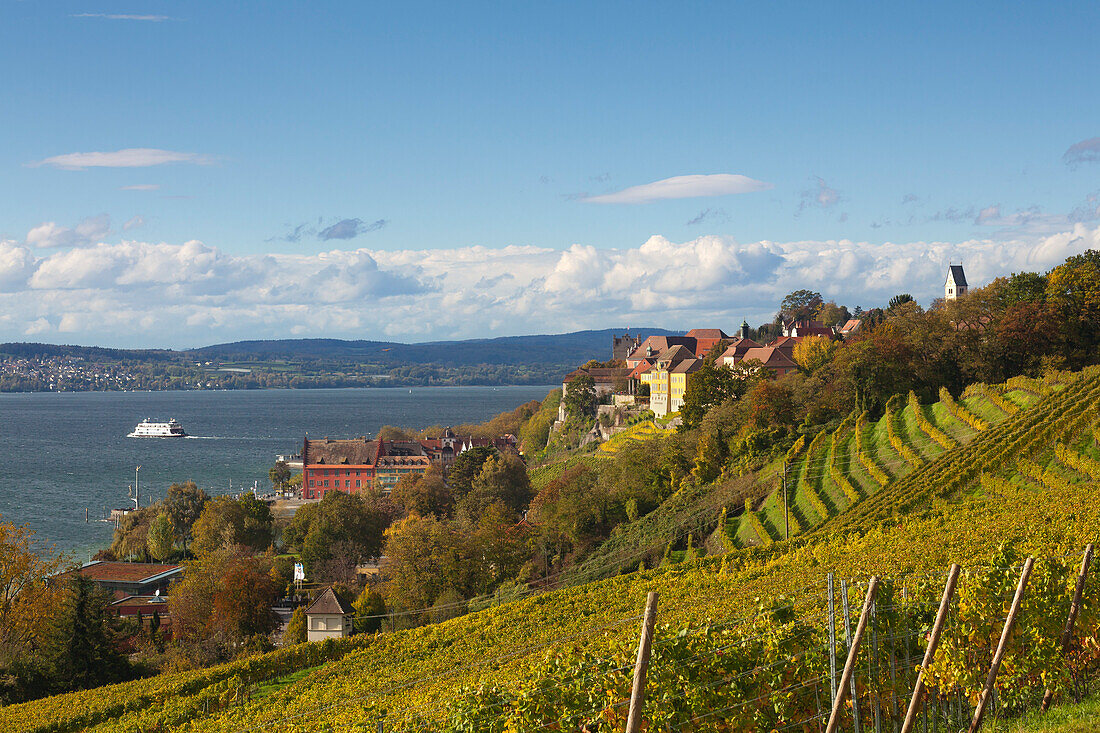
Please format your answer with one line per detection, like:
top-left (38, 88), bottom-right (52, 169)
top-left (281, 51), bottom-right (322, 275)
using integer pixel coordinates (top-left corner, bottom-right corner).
top-left (146, 513), bottom-right (176, 562)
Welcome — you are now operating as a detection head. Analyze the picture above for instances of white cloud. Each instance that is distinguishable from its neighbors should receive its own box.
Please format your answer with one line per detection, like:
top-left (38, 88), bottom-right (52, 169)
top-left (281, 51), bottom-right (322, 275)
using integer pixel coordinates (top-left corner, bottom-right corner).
top-left (29, 148), bottom-right (214, 171)
top-left (2, 226), bottom-right (1098, 347)
top-left (122, 216), bottom-right (145, 231)
top-left (119, 184), bottom-right (161, 191)
top-left (582, 174), bottom-right (772, 204)
top-left (25, 215), bottom-right (111, 249)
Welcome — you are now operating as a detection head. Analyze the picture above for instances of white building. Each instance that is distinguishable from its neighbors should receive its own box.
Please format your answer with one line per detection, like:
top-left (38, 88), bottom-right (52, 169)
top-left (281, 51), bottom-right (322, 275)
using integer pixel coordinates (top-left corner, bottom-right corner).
top-left (304, 586), bottom-right (355, 641)
top-left (945, 265), bottom-right (968, 301)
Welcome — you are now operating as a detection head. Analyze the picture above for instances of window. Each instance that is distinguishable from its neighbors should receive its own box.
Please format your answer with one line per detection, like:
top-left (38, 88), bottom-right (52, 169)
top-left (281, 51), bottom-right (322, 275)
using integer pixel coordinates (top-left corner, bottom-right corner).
top-left (309, 480), bottom-right (315, 487)
top-left (345, 480), bottom-right (351, 488)
top-left (323, 480), bottom-right (329, 487)
top-left (356, 480), bottom-right (361, 488)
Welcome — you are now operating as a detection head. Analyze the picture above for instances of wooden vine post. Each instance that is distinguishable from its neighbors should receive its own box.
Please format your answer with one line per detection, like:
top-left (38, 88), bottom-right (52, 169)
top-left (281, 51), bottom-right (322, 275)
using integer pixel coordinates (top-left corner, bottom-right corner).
top-left (967, 557), bottom-right (1035, 733)
top-left (899, 564), bottom-right (961, 733)
top-left (624, 591), bottom-right (659, 733)
top-left (825, 576), bottom-right (880, 733)
top-left (1041, 543), bottom-right (1094, 712)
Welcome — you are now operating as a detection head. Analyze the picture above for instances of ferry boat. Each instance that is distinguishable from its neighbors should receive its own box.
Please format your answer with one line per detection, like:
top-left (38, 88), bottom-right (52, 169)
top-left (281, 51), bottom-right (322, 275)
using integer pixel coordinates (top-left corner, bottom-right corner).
top-left (128, 418), bottom-right (188, 438)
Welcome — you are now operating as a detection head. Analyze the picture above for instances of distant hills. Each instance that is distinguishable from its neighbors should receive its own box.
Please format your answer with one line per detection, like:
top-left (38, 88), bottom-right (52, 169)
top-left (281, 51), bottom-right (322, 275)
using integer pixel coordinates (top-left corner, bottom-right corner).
top-left (0, 329), bottom-right (677, 391)
top-left (188, 328), bottom-right (676, 367)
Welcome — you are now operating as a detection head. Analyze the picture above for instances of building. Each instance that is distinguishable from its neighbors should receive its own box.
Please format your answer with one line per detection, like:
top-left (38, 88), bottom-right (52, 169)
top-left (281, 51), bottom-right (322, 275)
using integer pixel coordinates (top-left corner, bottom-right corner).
top-left (302, 433), bottom-right (516, 499)
top-left (640, 345), bottom-right (701, 417)
top-left (684, 328), bottom-right (732, 358)
top-left (304, 587), bottom-right (355, 641)
top-left (734, 346), bottom-right (799, 378)
top-left (624, 329), bottom-right (732, 367)
top-left (782, 320), bottom-right (834, 338)
top-left (109, 593), bottom-right (171, 633)
top-left (71, 561), bottom-right (183, 600)
top-left (302, 437), bottom-right (382, 499)
top-left (718, 337), bottom-right (762, 365)
top-left (612, 332), bottom-right (642, 360)
top-left (838, 319), bottom-right (862, 338)
top-left (945, 264), bottom-right (968, 301)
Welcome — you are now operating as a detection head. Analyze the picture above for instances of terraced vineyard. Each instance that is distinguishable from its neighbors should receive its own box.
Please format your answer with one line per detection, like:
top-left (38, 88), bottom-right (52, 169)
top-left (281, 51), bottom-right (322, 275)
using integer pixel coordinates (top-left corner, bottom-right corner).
top-left (8, 369), bottom-right (1100, 733)
top-left (597, 419), bottom-right (662, 454)
top-left (737, 376), bottom-right (1059, 545)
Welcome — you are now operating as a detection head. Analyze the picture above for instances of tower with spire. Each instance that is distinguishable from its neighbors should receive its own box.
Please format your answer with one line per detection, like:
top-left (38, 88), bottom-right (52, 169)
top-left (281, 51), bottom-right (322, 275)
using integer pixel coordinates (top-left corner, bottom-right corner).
top-left (945, 264), bottom-right (968, 301)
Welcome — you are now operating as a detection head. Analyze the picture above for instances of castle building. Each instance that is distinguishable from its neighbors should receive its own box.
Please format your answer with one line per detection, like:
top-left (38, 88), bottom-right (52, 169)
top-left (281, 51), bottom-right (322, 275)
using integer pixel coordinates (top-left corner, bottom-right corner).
top-left (945, 264), bottom-right (968, 301)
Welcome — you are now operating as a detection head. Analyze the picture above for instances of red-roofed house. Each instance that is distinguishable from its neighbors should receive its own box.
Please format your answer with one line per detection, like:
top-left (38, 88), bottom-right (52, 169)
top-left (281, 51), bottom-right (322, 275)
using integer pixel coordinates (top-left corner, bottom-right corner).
top-left (782, 320), bottom-right (835, 338)
top-left (718, 337), bottom-right (762, 366)
top-left (733, 346), bottom-right (799, 377)
top-left (72, 561), bottom-right (183, 600)
top-left (685, 328), bottom-right (732, 357)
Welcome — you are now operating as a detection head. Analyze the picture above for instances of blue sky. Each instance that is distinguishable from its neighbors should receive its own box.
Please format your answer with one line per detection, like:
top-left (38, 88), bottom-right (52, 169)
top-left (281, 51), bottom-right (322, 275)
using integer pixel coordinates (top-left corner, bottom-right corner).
top-left (1, 2), bottom-right (1099, 347)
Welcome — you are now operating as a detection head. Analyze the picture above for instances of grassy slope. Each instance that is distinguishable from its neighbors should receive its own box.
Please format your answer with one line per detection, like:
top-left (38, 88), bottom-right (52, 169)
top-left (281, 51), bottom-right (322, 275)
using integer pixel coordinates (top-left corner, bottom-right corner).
top-left (988, 695), bottom-right (1100, 733)
top-left (6, 372), bottom-right (1097, 733)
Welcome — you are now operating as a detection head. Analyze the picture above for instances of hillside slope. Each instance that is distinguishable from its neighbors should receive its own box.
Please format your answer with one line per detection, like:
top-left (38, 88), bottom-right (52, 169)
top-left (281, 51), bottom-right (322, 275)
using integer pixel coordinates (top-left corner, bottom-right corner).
top-left (8, 367), bottom-right (1100, 733)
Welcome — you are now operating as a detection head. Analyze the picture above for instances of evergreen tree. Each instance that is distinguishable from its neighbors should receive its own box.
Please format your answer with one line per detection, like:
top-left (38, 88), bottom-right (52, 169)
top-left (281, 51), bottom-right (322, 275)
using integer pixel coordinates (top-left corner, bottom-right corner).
top-left (43, 576), bottom-right (130, 693)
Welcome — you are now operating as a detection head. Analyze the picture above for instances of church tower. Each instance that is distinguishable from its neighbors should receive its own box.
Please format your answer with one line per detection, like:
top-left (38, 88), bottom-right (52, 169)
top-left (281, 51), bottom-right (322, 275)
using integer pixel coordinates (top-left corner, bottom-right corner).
top-left (945, 264), bottom-right (968, 301)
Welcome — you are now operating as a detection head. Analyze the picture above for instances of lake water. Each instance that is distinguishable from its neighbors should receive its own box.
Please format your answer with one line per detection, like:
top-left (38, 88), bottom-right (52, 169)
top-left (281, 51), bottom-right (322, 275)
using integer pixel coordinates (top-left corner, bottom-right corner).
top-left (0, 385), bottom-right (554, 560)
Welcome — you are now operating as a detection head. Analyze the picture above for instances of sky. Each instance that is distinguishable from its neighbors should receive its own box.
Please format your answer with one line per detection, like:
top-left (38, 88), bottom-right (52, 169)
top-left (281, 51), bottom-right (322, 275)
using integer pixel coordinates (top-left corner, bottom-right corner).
top-left (1, 2), bottom-right (1099, 348)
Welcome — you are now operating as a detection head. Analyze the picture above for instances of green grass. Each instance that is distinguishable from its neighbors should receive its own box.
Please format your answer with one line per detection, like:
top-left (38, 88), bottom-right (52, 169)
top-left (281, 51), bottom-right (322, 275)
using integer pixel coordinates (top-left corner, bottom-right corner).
top-left (987, 695), bottom-right (1100, 732)
top-left (252, 665), bottom-right (322, 699)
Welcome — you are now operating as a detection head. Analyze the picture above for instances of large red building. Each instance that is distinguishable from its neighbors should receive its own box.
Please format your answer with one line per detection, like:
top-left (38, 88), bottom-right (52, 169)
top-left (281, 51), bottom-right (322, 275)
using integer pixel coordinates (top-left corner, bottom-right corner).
top-left (301, 430), bottom-right (517, 500)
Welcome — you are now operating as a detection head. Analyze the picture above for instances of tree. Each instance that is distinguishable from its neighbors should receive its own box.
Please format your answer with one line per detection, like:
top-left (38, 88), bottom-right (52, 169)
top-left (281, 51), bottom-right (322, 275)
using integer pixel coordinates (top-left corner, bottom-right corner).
top-left (456, 451), bottom-right (532, 524)
top-left (678, 362), bottom-right (746, 431)
top-left (887, 293), bottom-right (915, 312)
top-left (42, 575), bottom-right (131, 693)
top-left (562, 373), bottom-right (597, 421)
top-left (391, 465), bottom-right (453, 517)
top-left (792, 335), bottom-right (837, 373)
top-left (0, 520), bottom-right (67, 670)
top-left (164, 481), bottom-right (208, 549)
top-left (353, 586), bottom-right (386, 634)
top-left (817, 301), bottom-right (851, 327)
top-left (284, 606), bottom-right (307, 644)
top-left (284, 491), bottom-right (388, 579)
top-left (109, 506), bottom-right (156, 561)
top-left (269, 461), bottom-right (292, 490)
top-left (191, 494), bottom-right (274, 558)
top-left (382, 514), bottom-right (466, 614)
top-left (146, 513), bottom-right (176, 562)
top-left (169, 547), bottom-right (278, 661)
top-left (447, 445), bottom-right (496, 502)
top-left (779, 289), bottom-right (823, 322)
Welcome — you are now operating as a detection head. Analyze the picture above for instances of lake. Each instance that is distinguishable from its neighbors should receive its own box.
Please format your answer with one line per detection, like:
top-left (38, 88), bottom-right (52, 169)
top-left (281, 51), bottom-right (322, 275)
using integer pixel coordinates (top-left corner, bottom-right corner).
top-left (0, 385), bottom-right (555, 559)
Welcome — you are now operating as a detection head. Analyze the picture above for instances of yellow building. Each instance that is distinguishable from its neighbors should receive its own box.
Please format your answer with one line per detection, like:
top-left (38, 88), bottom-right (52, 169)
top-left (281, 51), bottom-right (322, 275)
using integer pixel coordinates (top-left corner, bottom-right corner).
top-left (641, 345), bottom-right (700, 417)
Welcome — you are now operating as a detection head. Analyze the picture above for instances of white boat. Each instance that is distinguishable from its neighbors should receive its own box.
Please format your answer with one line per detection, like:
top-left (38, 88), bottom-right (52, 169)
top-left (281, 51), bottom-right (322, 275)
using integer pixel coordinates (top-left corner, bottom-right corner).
top-left (128, 418), bottom-right (188, 438)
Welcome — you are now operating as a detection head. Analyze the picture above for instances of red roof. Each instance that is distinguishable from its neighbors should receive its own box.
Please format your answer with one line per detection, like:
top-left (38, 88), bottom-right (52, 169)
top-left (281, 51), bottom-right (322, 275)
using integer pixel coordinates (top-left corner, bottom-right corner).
top-left (685, 328), bottom-right (730, 340)
top-left (76, 562), bottom-right (182, 584)
top-left (740, 347), bottom-right (798, 371)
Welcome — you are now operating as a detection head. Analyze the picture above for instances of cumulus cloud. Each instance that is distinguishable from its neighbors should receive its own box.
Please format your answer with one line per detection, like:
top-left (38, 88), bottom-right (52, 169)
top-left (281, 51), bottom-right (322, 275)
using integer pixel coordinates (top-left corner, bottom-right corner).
top-left (582, 174), bottom-right (772, 204)
top-left (29, 148), bottom-right (214, 170)
top-left (1064, 137), bottom-right (1100, 168)
top-left (25, 215), bottom-right (111, 249)
top-left (2, 226), bottom-right (1099, 346)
